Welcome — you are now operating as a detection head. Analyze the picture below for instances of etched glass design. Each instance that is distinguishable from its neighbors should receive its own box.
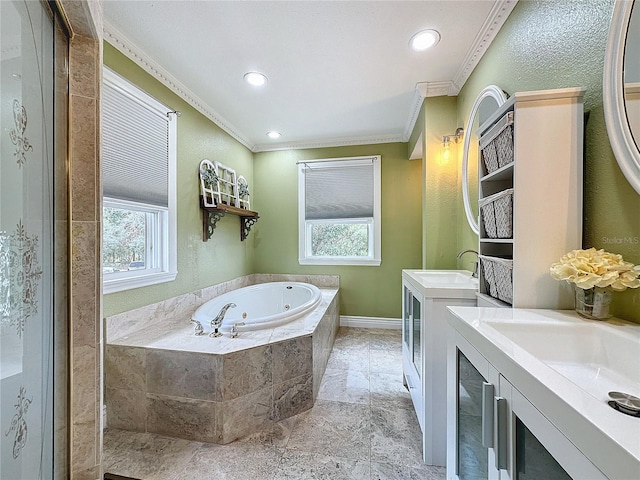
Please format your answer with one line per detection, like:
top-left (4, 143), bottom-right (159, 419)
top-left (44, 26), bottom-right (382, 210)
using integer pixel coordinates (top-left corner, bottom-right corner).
top-left (1, 1), bottom-right (59, 477)
top-left (4, 387), bottom-right (32, 459)
top-left (0, 222), bottom-right (43, 336)
top-left (9, 100), bottom-right (33, 167)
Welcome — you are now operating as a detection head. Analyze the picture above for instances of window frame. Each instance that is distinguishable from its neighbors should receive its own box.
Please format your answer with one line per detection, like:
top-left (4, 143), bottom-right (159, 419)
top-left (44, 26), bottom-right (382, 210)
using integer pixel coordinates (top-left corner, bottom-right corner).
top-left (102, 67), bottom-right (177, 294)
top-left (298, 155), bottom-right (381, 266)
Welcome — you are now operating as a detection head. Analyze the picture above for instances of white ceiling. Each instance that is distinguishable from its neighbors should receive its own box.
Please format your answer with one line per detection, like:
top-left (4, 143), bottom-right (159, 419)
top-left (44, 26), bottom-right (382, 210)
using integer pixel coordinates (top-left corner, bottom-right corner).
top-left (103, 0), bottom-right (517, 152)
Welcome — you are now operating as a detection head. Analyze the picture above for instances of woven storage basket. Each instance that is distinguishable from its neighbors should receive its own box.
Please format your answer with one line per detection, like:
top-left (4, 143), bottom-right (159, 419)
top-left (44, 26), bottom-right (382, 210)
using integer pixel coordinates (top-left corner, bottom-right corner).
top-left (480, 142), bottom-right (499, 174)
top-left (479, 255), bottom-right (513, 304)
top-left (480, 111), bottom-right (514, 174)
top-left (479, 188), bottom-right (514, 239)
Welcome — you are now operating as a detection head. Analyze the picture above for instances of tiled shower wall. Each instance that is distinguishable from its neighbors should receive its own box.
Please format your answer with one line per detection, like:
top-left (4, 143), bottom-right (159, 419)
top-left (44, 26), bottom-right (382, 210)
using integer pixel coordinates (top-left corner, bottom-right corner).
top-left (59, 1), bottom-right (104, 478)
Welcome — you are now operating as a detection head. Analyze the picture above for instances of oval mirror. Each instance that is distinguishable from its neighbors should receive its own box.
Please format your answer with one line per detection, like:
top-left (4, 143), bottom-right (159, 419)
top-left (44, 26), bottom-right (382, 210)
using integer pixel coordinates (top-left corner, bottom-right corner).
top-left (462, 85), bottom-right (508, 234)
top-left (604, 0), bottom-right (640, 195)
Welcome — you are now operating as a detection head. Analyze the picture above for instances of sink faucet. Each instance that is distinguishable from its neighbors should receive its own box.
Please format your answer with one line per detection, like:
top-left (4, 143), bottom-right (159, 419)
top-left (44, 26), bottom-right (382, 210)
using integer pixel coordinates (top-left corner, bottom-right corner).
top-left (209, 302), bottom-right (237, 337)
top-left (457, 249), bottom-right (479, 278)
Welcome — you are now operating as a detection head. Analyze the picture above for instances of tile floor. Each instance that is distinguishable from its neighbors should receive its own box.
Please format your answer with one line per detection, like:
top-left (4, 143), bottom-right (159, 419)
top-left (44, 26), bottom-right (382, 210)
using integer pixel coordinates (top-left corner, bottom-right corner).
top-left (103, 327), bottom-right (446, 480)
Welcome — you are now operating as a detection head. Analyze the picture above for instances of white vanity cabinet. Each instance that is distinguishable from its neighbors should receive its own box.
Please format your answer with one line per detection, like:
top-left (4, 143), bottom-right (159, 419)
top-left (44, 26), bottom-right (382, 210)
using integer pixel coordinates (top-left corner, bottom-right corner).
top-left (402, 270), bottom-right (477, 466)
top-left (445, 306), bottom-right (640, 480)
top-left (476, 88), bottom-right (585, 309)
top-left (402, 278), bottom-right (424, 429)
top-left (447, 331), bottom-right (606, 480)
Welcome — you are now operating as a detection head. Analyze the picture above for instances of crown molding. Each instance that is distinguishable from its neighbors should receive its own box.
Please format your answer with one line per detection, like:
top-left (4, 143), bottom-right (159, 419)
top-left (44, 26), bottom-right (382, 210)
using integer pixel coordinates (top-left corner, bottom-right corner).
top-left (103, 21), bottom-right (254, 151)
top-left (452, 0), bottom-right (518, 91)
top-left (415, 81), bottom-right (457, 98)
top-left (402, 0), bottom-right (516, 142)
top-left (402, 87), bottom-right (427, 142)
top-left (253, 133), bottom-right (404, 153)
top-left (104, 1), bottom-right (516, 154)
top-left (402, 81), bottom-right (457, 141)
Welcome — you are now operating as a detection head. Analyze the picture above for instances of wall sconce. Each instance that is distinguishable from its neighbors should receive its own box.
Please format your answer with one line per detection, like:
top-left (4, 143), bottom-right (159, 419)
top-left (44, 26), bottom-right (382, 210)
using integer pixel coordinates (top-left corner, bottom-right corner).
top-left (441, 127), bottom-right (464, 162)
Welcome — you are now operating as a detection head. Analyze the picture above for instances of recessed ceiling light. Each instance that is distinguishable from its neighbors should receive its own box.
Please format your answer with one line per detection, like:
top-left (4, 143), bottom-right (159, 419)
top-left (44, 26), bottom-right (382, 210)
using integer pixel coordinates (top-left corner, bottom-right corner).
top-left (409, 29), bottom-right (440, 51)
top-left (244, 72), bottom-right (268, 87)
top-left (266, 131), bottom-right (281, 139)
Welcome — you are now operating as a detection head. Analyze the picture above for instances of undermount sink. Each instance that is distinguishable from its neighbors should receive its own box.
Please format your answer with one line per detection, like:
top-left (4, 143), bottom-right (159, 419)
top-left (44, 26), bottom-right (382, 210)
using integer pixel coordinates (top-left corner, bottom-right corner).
top-left (410, 270), bottom-right (476, 284)
top-left (487, 318), bottom-right (640, 400)
top-left (403, 269), bottom-right (478, 300)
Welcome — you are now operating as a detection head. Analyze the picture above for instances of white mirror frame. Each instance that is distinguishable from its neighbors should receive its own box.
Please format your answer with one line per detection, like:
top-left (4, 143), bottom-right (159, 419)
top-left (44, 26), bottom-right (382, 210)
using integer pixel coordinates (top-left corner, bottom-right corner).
top-left (604, 0), bottom-right (640, 195)
top-left (462, 85), bottom-right (509, 234)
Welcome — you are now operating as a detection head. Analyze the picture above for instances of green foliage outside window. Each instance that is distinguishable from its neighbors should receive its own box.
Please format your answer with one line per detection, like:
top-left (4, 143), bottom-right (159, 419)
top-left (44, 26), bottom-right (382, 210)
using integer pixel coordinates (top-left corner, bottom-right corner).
top-left (311, 223), bottom-right (368, 257)
top-left (103, 207), bottom-right (145, 271)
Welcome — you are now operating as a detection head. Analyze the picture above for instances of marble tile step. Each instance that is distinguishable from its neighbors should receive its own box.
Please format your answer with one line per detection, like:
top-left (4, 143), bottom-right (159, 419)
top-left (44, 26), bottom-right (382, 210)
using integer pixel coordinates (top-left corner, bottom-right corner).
top-left (171, 442), bottom-right (284, 479)
top-left (371, 461), bottom-right (446, 480)
top-left (273, 450), bottom-right (370, 479)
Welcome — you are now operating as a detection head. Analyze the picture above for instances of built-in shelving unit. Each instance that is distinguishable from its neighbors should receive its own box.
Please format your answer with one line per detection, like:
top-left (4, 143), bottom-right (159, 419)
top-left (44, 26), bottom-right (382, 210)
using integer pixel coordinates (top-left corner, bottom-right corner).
top-left (476, 87), bottom-right (585, 309)
top-left (200, 199), bottom-right (259, 242)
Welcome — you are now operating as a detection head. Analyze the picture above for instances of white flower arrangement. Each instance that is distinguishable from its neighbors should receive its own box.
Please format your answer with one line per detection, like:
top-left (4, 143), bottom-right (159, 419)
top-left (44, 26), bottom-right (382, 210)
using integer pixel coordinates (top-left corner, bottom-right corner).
top-left (550, 248), bottom-right (640, 291)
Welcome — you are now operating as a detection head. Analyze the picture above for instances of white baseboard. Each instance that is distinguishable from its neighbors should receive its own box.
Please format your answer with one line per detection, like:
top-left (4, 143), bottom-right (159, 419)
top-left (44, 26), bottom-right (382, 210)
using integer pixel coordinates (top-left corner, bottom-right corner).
top-left (340, 316), bottom-right (401, 329)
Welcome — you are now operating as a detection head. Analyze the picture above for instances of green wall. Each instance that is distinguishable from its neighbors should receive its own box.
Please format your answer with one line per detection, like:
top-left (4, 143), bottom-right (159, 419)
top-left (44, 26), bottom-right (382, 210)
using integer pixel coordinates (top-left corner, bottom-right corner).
top-left (104, 0), bottom-right (639, 323)
top-left (252, 144), bottom-right (422, 319)
top-left (423, 97), bottom-right (460, 270)
top-left (103, 44), bottom-right (255, 317)
top-left (455, 0), bottom-right (640, 322)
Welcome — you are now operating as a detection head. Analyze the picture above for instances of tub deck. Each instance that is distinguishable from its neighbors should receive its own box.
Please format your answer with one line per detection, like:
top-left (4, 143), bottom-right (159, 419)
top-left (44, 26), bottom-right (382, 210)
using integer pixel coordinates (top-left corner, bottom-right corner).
top-left (109, 289), bottom-right (337, 355)
top-left (105, 286), bottom-right (339, 445)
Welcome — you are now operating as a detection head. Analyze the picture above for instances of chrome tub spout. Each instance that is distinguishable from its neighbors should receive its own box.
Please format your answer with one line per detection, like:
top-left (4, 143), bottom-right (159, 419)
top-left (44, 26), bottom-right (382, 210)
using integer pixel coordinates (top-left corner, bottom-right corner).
top-left (210, 302), bottom-right (237, 337)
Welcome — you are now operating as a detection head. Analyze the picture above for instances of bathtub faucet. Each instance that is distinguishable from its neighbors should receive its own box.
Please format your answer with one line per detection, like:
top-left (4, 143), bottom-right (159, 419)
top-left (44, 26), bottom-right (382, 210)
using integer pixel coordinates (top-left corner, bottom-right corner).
top-left (190, 319), bottom-right (205, 336)
top-left (209, 302), bottom-right (237, 338)
top-left (230, 322), bottom-right (245, 338)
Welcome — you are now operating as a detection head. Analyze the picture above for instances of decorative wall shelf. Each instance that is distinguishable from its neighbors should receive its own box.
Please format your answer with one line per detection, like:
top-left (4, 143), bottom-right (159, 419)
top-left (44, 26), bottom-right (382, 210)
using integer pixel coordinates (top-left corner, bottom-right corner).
top-left (200, 200), bottom-right (259, 242)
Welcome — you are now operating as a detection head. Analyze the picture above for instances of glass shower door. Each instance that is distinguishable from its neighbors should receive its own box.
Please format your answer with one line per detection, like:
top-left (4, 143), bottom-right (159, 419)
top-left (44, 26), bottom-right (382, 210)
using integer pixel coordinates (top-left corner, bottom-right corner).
top-left (1, 1), bottom-right (66, 477)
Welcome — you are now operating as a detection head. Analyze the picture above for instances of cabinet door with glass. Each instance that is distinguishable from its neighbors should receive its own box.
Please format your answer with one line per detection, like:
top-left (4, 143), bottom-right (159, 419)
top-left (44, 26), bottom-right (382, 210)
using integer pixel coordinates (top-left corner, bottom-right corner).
top-left (402, 280), bottom-right (423, 430)
top-left (447, 332), bottom-right (502, 480)
top-left (503, 377), bottom-right (606, 480)
top-left (447, 331), bottom-right (606, 480)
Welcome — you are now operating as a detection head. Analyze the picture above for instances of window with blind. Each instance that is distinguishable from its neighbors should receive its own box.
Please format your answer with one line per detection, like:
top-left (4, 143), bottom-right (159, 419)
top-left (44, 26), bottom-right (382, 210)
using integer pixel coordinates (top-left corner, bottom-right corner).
top-left (298, 156), bottom-right (381, 265)
top-left (102, 67), bottom-right (177, 293)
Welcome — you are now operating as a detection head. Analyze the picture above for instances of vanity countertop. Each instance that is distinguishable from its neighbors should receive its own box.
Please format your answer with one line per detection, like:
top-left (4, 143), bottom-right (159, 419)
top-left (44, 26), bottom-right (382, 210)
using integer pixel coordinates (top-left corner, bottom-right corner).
top-left (403, 269), bottom-right (478, 299)
top-left (447, 307), bottom-right (640, 480)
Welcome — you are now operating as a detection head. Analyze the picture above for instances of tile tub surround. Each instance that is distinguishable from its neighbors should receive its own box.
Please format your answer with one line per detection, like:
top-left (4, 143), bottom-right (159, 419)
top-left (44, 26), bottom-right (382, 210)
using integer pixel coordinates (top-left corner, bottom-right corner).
top-left (105, 287), bottom-right (339, 444)
top-left (103, 328), bottom-right (447, 480)
top-left (106, 273), bottom-right (339, 342)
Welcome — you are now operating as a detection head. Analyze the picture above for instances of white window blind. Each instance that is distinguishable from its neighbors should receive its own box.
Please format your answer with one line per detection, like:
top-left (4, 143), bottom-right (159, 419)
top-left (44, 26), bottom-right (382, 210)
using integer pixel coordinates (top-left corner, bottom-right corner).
top-left (102, 69), bottom-right (170, 207)
top-left (298, 156), bottom-right (381, 266)
top-left (304, 163), bottom-right (374, 220)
